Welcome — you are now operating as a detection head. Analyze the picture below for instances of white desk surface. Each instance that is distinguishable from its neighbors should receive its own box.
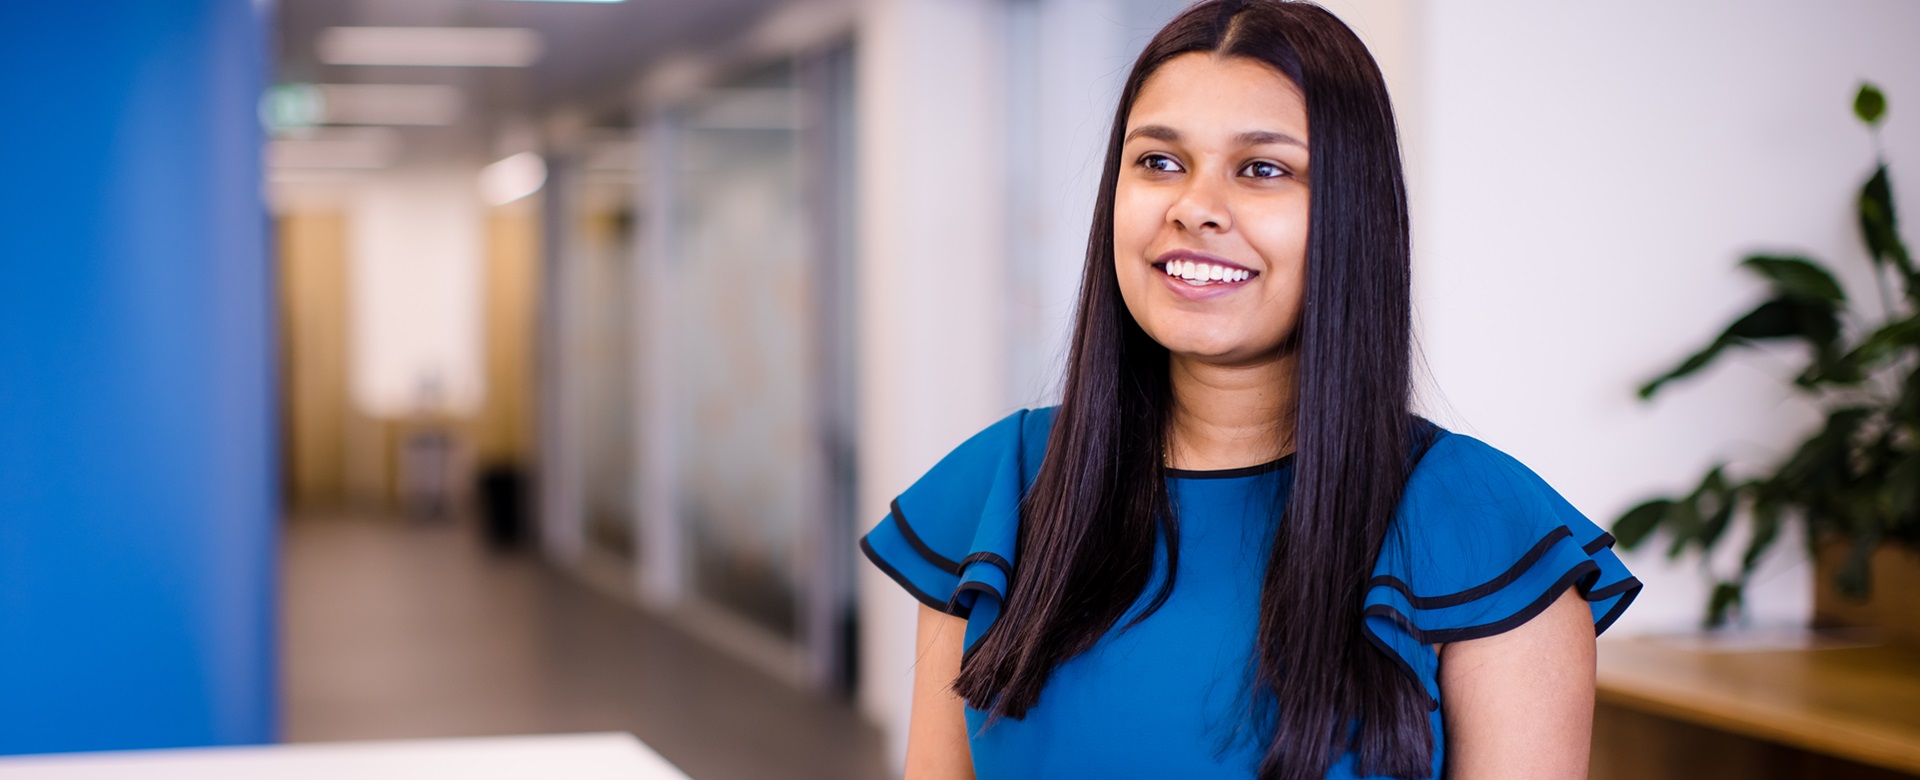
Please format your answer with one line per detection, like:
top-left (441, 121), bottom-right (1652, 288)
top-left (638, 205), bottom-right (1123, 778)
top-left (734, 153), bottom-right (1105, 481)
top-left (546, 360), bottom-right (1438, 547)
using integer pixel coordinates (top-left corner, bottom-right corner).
top-left (0, 732), bottom-right (689, 779)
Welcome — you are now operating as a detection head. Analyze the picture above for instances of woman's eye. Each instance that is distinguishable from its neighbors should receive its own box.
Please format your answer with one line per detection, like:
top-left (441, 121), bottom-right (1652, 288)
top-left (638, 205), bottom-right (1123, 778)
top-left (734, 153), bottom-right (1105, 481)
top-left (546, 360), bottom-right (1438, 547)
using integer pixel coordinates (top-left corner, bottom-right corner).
top-left (1139, 154), bottom-right (1184, 173)
top-left (1240, 160), bottom-right (1287, 179)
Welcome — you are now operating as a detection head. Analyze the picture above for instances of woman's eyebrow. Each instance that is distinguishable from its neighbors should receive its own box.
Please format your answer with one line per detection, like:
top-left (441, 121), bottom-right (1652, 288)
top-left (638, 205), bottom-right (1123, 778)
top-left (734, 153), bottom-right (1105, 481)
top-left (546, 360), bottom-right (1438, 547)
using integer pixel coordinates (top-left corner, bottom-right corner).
top-left (1124, 124), bottom-right (1181, 143)
top-left (1122, 124), bottom-right (1306, 149)
top-left (1236, 129), bottom-right (1306, 148)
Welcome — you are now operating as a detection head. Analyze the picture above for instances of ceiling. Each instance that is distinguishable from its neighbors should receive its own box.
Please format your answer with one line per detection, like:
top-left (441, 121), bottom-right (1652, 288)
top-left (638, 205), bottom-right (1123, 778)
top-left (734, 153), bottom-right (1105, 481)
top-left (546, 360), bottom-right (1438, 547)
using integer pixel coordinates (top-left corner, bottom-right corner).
top-left (273, 0), bottom-right (791, 162)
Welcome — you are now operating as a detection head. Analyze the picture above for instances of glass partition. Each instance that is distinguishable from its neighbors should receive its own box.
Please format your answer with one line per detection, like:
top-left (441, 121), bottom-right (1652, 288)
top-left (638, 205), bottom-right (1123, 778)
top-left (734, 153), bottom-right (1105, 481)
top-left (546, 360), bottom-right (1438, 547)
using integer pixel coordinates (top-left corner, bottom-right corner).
top-left (671, 62), bottom-right (815, 639)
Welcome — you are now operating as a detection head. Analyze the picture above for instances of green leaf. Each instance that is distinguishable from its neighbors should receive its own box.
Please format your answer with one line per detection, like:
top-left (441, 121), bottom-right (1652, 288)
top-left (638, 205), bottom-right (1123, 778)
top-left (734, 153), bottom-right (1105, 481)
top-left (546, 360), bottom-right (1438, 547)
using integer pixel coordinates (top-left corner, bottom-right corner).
top-left (1638, 297), bottom-right (1842, 398)
top-left (1860, 165), bottom-right (1915, 279)
top-left (1666, 500), bottom-right (1703, 559)
top-left (1774, 407), bottom-right (1872, 493)
top-left (1899, 363), bottom-right (1920, 423)
top-left (1706, 580), bottom-right (1744, 629)
top-left (1612, 499), bottom-right (1674, 549)
top-left (1741, 500), bottom-right (1782, 573)
top-left (1726, 297), bottom-right (1842, 345)
top-left (1699, 490), bottom-right (1737, 550)
top-left (1800, 349), bottom-right (1866, 387)
top-left (1834, 314), bottom-right (1920, 374)
top-left (1741, 255), bottom-right (1846, 302)
top-left (1855, 82), bottom-right (1887, 126)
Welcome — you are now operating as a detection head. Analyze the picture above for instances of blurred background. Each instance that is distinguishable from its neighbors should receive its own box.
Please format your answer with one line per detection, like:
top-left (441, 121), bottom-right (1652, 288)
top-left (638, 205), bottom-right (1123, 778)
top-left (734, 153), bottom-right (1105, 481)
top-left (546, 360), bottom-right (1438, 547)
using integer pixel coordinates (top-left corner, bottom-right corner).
top-left (2, 1), bottom-right (1917, 779)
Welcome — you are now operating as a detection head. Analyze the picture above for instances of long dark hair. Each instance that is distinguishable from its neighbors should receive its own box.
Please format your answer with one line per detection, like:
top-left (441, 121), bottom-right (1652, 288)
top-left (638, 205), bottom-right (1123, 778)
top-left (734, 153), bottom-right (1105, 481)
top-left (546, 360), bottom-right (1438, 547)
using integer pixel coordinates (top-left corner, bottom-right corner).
top-left (951, 2), bottom-right (1432, 778)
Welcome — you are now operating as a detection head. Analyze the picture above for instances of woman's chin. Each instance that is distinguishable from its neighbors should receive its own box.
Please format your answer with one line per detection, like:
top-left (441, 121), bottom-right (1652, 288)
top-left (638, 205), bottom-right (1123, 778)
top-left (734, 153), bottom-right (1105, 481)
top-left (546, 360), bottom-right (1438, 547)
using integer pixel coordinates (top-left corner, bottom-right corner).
top-left (1156, 334), bottom-right (1281, 366)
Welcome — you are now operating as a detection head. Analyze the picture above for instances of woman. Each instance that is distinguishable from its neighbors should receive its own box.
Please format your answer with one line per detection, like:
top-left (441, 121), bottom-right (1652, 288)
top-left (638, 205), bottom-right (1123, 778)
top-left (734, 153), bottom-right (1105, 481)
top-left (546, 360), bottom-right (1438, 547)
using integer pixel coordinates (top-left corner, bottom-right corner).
top-left (859, 1), bottom-right (1641, 778)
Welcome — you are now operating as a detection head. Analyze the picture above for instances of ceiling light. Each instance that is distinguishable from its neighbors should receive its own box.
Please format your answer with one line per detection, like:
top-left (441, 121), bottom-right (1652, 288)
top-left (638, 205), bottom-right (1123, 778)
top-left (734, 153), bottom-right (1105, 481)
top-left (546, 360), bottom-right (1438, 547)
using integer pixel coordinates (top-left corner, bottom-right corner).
top-left (317, 27), bottom-right (542, 67)
top-left (479, 152), bottom-right (549, 205)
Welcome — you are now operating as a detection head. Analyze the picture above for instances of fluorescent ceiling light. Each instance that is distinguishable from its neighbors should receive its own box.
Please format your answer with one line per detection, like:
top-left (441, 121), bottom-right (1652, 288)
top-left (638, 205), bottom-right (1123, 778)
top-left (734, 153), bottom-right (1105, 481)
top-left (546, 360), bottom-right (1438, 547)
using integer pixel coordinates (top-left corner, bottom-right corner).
top-left (316, 84), bottom-right (464, 126)
top-left (318, 27), bottom-right (542, 67)
top-left (479, 152), bottom-right (549, 205)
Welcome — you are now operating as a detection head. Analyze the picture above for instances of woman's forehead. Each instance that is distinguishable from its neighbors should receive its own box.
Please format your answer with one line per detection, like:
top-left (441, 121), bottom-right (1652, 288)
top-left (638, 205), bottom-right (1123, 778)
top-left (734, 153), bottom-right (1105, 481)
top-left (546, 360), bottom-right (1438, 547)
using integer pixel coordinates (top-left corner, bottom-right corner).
top-left (1126, 53), bottom-right (1308, 143)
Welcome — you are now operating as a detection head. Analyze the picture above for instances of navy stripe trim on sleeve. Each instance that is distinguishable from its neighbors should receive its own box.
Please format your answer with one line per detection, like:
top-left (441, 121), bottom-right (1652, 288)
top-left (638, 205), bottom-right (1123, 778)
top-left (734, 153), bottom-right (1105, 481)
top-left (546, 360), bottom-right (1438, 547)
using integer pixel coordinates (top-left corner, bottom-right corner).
top-left (960, 551), bottom-right (1013, 581)
top-left (861, 535), bottom-right (968, 618)
top-left (1361, 625), bottom-right (1441, 711)
top-left (958, 598), bottom-right (1007, 667)
top-left (953, 580), bottom-right (1004, 605)
top-left (1366, 560), bottom-right (1603, 645)
top-left (890, 497), bottom-right (963, 576)
top-left (1367, 525), bottom-right (1575, 609)
top-left (1592, 577), bottom-right (1641, 636)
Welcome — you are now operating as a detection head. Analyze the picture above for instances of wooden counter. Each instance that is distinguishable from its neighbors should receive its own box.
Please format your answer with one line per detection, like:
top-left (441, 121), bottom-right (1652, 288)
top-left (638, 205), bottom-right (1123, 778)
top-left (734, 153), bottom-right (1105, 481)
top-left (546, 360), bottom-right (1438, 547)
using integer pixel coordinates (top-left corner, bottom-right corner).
top-left (1595, 635), bottom-right (1920, 777)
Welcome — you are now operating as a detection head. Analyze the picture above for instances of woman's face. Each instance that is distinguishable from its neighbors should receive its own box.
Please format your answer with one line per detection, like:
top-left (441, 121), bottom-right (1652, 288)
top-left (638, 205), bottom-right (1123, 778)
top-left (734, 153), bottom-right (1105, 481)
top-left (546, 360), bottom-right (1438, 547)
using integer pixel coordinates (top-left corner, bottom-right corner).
top-left (1113, 52), bottom-right (1310, 366)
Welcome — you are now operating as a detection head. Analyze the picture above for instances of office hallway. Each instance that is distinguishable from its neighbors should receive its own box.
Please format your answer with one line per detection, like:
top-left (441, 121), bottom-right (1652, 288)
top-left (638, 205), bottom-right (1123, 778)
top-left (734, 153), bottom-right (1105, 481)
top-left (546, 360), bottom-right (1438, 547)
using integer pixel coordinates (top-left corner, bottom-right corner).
top-left (281, 516), bottom-right (889, 780)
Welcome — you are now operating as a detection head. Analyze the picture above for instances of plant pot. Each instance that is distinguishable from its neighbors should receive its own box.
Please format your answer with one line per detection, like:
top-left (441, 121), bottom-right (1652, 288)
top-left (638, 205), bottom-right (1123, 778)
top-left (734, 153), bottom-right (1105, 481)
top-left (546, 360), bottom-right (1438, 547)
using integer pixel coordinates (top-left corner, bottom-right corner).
top-left (1813, 539), bottom-right (1920, 649)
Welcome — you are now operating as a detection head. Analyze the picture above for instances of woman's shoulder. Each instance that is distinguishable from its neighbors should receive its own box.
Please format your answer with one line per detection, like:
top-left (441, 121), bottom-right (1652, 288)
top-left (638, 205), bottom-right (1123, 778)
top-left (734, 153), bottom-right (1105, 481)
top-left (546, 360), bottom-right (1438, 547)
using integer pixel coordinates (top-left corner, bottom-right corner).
top-left (1361, 424), bottom-right (1642, 705)
top-left (1404, 428), bottom-right (1568, 505)
top-left (857, 406), bottom-right (1057, 618)
top-left (897, 406), bottom-right (1057, 515)
top-left (1391, 428), bottom-right (1609, 571)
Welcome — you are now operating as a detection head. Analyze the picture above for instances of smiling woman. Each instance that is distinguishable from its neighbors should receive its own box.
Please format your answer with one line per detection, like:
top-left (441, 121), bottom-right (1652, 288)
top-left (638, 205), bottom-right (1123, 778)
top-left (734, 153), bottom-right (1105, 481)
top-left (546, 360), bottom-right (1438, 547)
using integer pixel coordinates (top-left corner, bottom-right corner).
top-left (1115, 53), bottom-right (1310, 372)
top-left (858, 2), bottom-right (1641, 779)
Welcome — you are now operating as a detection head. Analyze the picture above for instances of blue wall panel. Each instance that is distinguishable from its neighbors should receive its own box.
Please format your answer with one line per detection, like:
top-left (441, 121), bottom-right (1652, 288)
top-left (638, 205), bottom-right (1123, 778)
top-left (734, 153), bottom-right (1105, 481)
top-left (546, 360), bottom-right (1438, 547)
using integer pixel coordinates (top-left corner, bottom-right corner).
top-left (0, 0), bottom-right (276, 753)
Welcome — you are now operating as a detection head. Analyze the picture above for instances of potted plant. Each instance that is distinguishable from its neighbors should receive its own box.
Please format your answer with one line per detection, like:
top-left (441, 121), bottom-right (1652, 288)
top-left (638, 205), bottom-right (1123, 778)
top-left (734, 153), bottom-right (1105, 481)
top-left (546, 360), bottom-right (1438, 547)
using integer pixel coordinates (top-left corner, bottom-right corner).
top-left (1612, 83), bottom-right (1918, 642)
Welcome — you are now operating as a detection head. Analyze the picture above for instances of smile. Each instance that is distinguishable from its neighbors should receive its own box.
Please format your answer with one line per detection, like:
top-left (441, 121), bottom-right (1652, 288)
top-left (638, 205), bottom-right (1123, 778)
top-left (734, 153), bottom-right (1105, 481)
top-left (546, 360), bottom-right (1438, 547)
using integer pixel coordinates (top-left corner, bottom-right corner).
top-left (1153, 258), bottom-right (1257, 286)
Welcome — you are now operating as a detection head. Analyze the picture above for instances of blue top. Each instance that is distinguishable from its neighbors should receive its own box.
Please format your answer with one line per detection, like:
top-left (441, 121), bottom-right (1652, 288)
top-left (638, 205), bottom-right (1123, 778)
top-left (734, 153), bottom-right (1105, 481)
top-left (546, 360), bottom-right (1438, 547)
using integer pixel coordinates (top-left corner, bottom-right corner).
top-left (860, 407), bottom-right (1641, 778)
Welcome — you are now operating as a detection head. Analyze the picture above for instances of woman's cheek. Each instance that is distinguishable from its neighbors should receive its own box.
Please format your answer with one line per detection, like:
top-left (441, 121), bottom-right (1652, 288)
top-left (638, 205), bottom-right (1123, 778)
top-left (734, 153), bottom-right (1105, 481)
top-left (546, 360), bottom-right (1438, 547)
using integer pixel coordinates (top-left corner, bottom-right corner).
top-left (1111, 187), bottom-right (1155, 258)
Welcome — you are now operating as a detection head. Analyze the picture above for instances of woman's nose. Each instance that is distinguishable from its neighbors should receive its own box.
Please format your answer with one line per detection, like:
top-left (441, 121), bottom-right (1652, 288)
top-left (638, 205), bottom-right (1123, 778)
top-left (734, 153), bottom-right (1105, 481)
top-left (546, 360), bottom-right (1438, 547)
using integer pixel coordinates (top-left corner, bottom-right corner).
top-left (1167, 173), bottom-right (1230, 234)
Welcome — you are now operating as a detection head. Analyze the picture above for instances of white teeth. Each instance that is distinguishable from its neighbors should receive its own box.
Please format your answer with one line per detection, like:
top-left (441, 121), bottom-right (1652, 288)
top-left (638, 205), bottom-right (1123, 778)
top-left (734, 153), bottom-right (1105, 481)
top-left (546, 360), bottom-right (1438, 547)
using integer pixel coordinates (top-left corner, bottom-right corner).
top-left (1162, 260), bottom-right (1253, 284)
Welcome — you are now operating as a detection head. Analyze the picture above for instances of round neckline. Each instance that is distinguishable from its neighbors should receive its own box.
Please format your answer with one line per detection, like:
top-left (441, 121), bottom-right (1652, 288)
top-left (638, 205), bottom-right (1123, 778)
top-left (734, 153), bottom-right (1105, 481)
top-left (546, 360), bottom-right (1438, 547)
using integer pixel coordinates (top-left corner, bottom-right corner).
top-left (1165, 451), bottom-right (1297, 480)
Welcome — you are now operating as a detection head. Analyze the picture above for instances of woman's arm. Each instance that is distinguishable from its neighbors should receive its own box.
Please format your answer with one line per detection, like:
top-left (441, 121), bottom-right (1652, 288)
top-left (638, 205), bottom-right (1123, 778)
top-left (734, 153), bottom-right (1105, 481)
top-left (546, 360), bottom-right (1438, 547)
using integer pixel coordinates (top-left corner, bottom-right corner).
top-left (1438, 587), bottom-right (1597, 779)
top-left (905, 603), bottom-right (976, 780)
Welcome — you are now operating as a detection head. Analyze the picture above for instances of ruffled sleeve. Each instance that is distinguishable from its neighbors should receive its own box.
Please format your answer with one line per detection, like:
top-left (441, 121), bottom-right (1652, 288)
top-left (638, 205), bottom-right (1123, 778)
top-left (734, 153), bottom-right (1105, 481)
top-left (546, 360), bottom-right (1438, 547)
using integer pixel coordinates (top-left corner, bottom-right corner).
top-left (1362, 431), bottom-right (1642, 708)
top-left (859, 407), bottom-right (1055, 653)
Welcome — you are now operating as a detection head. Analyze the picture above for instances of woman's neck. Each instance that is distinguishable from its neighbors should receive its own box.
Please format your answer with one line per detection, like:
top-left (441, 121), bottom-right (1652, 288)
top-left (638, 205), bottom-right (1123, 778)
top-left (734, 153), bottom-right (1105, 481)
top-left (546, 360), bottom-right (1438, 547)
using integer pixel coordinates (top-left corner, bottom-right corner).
top-left (1165, 351), bottom-right (1298, 471)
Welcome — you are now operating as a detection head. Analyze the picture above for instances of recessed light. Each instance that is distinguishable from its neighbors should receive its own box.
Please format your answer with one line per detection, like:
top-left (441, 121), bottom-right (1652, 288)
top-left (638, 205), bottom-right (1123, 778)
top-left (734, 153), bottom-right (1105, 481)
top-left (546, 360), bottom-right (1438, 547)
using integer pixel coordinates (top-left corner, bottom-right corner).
top-left (317, 27), bottom-right (542, 67)
top-left (480, 153), bottom-right (550, 205)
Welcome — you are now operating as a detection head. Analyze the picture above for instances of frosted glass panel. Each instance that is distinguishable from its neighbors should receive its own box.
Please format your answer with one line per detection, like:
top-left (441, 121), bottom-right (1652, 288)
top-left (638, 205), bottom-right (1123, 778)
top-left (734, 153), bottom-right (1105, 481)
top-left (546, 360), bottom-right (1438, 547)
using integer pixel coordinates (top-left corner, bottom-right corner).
top-left (672, 66), bottom-right (813, 638)
top-left (578, 209), bottom-right (636, 559)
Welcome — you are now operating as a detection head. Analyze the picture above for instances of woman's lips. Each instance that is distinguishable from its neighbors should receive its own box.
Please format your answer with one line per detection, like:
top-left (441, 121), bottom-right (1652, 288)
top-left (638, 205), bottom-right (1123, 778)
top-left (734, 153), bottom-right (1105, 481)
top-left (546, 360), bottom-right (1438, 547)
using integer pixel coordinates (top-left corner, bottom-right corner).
top-left (1151, 250), bottom-right (1258, 297)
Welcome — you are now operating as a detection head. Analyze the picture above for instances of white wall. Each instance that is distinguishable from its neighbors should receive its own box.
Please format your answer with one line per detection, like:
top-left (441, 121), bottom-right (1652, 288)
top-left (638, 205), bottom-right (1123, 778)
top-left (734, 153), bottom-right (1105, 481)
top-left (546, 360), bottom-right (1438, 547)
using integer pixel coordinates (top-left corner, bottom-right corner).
top-left (1411, 0), bottom-right (1920, 634)
top-left (854, 0), bottom-right (1010, 768)
top-left (347, 167), bottom-right (487, 418)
